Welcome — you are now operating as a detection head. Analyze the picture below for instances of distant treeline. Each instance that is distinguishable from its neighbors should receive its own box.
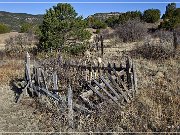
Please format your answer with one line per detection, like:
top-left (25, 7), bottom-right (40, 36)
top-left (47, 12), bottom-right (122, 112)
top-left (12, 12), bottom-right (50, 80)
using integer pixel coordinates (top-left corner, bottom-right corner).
top-left (86, 3), bottom-right (180, 30)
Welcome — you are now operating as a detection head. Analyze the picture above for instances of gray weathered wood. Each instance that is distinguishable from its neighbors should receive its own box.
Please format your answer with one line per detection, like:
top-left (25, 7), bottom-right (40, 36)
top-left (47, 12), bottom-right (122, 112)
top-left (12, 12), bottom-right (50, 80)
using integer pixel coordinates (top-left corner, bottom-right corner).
top-left (25, 52), bottom-right (31, 82)
top-left (106, 71), bottom-right (130, 103)
top-left (40, 69), bottom-right (48, 90)
top-left (73, 103), bottom-right (93, 114)
top-left (17, 82), bottom-right (30, 103)
top-left (87, 83), bottom-right (107, 101)
top-left (132, 61), bottom-right (137, 92)
top-left (93, 79), bottom-right (120, 106)
top-left (68, 84), bottom-right (74, 129)
top-left (112, 68), bottom-right (131, 99)
top-left (53, 71), bottom-right (58, 95)
top-left (80, 90), bottom-right (93, 98)
top-left (126, 57), bottom-right (132, 88)
top-left (40, 87), bottom-right (60, 101)
top-left (100, 76), bottom-right (121, 100)
top-left (80, 96), bottom-right (96, 110)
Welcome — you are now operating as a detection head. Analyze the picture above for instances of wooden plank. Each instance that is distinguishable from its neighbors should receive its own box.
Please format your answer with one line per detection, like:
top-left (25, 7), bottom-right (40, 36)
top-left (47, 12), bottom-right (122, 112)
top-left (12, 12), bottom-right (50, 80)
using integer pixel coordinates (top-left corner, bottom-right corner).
top-left (17, 82), bottom-right (30, 103)
top-left (80, 90), bottom-right (93, 98)
top-left (105, 71), bottom-right (130, 103)
top-left (100, 35), bottom-right (104, 57)
top-left (73, 103), bottom-right (93, 114)
top-left (112, 68), bottom-right (131, 99)
top-left (80, 96), bottom-right (96, 110)
top-left (40, 69), bottom-right (48, 90)
top-left (132, 61), bottom-right (137, 92)
top-left (53, 71), bottom-right (58, 95)
top-left (126, 57), bottom-right (132, 88)
top-left (93, 79), bottom-right (120, 106)
top-left (100, 76), bottom-right (121, 99)
top-left (107, 63), bottom-right (111, 74)
top-left (40, 87), bottom-right (60, 102)
top-left (68, 84), bottom-right (74, 129)
top-left (62, 63), bottom-right (124, 72)
top-left (87, 83), bottom-right (107, 101)
top-left (25, 52), bottom-right (31, 83)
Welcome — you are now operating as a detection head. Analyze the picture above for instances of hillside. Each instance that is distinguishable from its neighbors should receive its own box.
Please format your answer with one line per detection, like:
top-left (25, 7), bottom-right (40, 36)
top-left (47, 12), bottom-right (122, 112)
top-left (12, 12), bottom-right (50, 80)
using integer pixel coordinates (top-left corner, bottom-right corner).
top-left (0, 11), bottom-right (43, 31)
top-left (87, 12), bottom-right (122, 21)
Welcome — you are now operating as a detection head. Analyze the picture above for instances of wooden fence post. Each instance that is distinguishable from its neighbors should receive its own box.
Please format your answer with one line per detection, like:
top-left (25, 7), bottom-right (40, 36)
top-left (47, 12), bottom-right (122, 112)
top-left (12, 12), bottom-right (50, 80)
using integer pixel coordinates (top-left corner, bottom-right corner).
top-left (68, 83), bottom-right (74, 130)
top-left (24, 52), bottom-right (31, 96)
top-left (132, 61), bottom-right (137, 93)
top-left (53, 71), bottom-right (58, 95)
top-left (126, 57), bottom-right (131, 88)
top-left (100, 35), bottom-right (104, 57)
top-left (25, 52), bottom-right (31, 82)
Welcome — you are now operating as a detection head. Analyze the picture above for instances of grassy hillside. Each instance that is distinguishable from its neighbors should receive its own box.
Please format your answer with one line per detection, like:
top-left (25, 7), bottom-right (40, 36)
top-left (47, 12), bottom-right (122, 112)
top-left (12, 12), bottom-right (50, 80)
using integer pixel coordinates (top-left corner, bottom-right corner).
top-left (0, 11), bottom-right (43, 31)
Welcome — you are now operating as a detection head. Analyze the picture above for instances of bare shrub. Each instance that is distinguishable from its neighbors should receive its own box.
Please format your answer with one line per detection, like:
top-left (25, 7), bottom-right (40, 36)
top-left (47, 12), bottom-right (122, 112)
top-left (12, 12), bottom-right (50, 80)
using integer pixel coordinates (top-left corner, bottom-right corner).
top-left (5, 33), bottom-right (36, 56)
top-left (152, 30), bottom-right (174, 44)
top-left (100, 29), bottom-right (110, 39)
top-left (130, 39), bottom-right (174, 60)
top-left (115, 19), bottom-right (147, 42)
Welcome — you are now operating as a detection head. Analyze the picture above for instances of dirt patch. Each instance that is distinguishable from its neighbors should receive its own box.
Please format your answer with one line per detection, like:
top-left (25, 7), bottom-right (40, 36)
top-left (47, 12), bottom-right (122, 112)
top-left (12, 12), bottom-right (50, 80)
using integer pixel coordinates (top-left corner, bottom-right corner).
top-left (0, 85), bottom-right (40, 132)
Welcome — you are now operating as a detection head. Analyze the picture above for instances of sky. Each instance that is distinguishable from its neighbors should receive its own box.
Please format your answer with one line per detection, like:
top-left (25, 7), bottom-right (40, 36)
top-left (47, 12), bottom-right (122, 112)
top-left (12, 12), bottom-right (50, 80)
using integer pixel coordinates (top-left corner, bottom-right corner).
top-left (0, 0), bottom-right (179, 18)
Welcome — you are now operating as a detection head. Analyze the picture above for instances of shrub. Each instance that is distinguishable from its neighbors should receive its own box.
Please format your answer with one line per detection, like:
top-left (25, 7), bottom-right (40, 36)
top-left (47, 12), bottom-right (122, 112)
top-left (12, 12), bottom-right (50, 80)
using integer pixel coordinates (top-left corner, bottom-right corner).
top-left (115, 19), bottom-right (147, 42)
top-left (130, 39), bottom-right (174, 60)
top-left (160, 3), bottom-right (180, 30)
top-left (152, 30), bottom-right (173, 43)
top-left (100, 29), bottom-right (110, 39)
top-left (143, 9), bottom-right (161, 23)
top-left (0, 23), bottom-right (11, 34)
top-left (162, 3), bottom-right (176, 20)
top-left (5, 34), bottom-right (35, 56)
top-left (105, 16), bottom-right (119, 28)
top-left (87, 17), bottom-right (107, 29)
top-left (95, 29), bottom-right (100, 34)
top-left (63, 42), bottom-right (88, 55)
top-left (118, 11), bottom-right (142, 24)
top-left (38, 3), bottom-right (91, 52)
top-left (20, 23), bottom-right (33, 33)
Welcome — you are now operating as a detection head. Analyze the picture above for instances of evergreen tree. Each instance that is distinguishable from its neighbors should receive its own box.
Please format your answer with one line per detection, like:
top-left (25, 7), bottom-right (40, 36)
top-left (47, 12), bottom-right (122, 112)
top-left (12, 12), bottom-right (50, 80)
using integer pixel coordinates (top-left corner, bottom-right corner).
top-left (38, 3), bottom-right (91, 51)
top-left (143, 9), bottom-right (161, 23)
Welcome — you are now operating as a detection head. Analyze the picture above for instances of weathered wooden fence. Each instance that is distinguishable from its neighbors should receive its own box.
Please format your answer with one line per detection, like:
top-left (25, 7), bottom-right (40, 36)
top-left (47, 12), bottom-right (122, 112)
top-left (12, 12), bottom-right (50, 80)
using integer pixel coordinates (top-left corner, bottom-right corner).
top-left (18, 52), bottom-right (137, 129)
top-left (91, 35), bottom-right (104, 57)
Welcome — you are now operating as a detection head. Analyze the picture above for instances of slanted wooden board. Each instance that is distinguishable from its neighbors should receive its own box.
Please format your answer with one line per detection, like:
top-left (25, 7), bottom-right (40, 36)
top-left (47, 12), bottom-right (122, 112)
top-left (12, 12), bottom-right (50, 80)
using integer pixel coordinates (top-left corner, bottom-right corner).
top-left (105, 71), bottom-right (130, 103)
top-left (93, 79), bottom-right (120, 106)
top-left (100, 76), bottom-right (121, 100)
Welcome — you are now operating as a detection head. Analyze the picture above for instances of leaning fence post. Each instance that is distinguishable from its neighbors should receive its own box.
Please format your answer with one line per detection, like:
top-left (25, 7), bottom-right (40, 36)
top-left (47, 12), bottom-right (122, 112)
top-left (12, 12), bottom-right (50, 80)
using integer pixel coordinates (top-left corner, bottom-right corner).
top-left (126, 57), bottom-right (131, 88)
top-left (100, 35), bottom-right (104, 57)
top-left (53, 71), bottom-right (58, 95)
top-left (132, 61), bottom-right (137, 93)
top-left (25, 52), bottom-right (31, 82)
top-left (68, 83), bottom-right (74, 130)
top-left (25, 52), bottom-right (31, 96)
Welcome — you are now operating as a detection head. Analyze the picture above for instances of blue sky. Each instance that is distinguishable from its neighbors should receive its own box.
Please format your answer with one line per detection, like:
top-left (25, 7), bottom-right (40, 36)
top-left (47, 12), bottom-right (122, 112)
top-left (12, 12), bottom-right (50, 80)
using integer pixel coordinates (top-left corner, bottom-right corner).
top-left (0, 1), bottom-right (179, 18)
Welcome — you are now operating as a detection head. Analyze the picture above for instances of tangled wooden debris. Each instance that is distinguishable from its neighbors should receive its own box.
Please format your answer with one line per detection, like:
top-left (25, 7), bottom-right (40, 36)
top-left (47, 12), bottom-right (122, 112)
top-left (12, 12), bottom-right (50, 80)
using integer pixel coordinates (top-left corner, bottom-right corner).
top-left (15, 52), bottom-right (137, 129)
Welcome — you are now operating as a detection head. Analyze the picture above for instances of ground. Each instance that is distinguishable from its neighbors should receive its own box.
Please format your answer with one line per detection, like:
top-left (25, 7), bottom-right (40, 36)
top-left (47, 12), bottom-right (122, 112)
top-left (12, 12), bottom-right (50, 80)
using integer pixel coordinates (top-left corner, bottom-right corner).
top-left (0, 32), bottom-right (19, 50)
top-left (0, 32), bottom-right (179, 132)
top-left (0, 85), bottom-right (39, 132)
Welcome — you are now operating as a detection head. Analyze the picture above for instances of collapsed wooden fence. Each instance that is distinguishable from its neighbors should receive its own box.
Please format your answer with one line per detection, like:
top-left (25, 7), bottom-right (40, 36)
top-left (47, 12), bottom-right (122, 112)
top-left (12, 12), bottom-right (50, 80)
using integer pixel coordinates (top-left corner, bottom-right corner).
top-left (17, 52), bottom-right (137, 129)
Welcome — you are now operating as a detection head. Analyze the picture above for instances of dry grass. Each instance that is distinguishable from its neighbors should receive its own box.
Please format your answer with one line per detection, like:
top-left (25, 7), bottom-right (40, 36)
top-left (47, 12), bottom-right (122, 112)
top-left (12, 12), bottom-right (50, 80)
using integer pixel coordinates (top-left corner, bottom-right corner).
top-left (0, 59), bottom-right (24, 85)
top-left (0, 32), bottom-right (20, 50)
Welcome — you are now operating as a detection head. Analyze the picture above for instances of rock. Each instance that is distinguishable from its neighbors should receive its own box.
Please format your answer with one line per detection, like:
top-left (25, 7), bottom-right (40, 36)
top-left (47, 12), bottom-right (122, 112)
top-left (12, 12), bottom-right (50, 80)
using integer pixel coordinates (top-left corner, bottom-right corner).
top-left (155, 71), bottom-right (164, 79)
top-left (84, 50), bottom-right (91, 57)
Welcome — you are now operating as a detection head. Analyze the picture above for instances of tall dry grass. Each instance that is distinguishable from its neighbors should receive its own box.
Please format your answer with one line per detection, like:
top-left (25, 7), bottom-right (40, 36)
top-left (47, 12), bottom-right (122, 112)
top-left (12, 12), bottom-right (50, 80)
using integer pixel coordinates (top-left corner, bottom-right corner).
top-left (0, 59), bottom-right (24, 85)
